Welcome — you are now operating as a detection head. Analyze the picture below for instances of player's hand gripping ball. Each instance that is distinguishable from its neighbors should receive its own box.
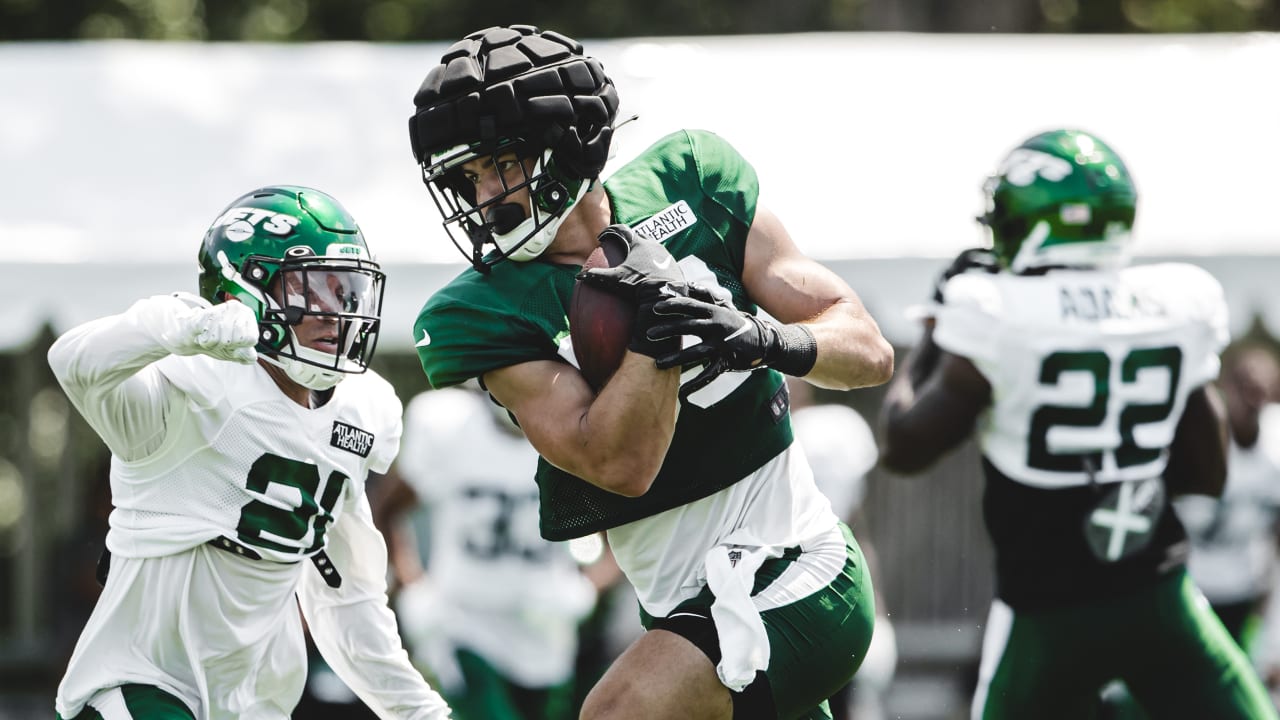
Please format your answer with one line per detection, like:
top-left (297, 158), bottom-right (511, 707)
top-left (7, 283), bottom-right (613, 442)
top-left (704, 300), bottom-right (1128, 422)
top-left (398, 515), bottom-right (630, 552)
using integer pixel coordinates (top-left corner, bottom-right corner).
top-left (570, 230), bottom-right (633, 390)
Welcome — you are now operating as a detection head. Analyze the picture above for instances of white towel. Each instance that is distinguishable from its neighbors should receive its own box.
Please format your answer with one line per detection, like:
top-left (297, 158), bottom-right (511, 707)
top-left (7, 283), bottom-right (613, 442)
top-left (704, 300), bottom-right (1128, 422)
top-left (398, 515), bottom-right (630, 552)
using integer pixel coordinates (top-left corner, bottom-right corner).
top-left (704, 534), bottom-right (783, 691)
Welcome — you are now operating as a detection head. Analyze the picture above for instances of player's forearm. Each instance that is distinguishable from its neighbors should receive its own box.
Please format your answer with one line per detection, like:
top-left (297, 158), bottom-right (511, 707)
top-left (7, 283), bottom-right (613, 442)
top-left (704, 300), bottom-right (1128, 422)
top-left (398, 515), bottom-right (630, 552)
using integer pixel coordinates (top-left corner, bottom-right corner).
top-left (300, 500), bottom-right (452, 719)
top-left (876, 324), bottom-right (941, 422)
top-left (1165, 384), bottom-right (1229, 497)
top-left (580, 352), bottom-right (681, 496)
top-left (904, 322), bottom-right (942, 388)
top-left (486, 356), bottom-right (678, 496)
top-left (801, 301), bottom-right (894, 390)
top-left (304, 596), bottom-right (452, 720)
top-left (880, 352), bottom-right (988, 474)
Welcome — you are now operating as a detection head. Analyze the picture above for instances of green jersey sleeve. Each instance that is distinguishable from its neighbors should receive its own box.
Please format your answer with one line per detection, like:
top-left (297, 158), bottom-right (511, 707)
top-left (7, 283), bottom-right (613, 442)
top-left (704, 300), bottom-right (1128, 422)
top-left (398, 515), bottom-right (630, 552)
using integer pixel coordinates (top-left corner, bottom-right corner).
top-left (684, 128), bottom-right (758, 228)
top-left (414, 262), bottom-right (577, 389)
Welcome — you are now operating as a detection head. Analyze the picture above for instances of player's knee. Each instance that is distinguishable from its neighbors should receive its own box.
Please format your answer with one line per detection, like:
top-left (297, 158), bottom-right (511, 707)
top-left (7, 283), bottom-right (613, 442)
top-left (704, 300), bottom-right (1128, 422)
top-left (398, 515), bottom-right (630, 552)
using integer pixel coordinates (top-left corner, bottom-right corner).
top-left (579, 681), bottom-right (632, 720)
top-left (580, 672), bottom-right (678, 720)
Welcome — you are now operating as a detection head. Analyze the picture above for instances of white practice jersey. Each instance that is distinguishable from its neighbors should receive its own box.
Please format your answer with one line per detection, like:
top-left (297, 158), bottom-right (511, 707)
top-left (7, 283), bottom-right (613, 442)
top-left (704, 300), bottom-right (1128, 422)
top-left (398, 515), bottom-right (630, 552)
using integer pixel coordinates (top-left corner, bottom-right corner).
top-left (1176, 407), bottom-right (1280, 604)
top-left (394, 388), bottom-right (595, 690)
top-left (790, 404), bottom-right (878, 520)
top-left (934, 263), bottom-right (1229, 489)
top-left (50, 294), bottom-right (448, 720)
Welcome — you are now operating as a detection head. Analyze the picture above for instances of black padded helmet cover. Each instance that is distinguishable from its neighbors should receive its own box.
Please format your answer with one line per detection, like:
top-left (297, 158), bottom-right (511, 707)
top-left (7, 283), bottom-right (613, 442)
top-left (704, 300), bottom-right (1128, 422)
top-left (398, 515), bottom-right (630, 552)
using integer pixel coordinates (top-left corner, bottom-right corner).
top-left (409, 25), bottom-right (620, 183)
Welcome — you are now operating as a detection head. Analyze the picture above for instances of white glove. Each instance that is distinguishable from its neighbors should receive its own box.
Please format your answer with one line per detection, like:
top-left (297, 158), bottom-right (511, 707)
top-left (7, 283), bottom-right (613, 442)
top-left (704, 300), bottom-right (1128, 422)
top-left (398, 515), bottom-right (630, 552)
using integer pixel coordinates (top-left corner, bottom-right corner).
top-left (164, 292), bottom-right (260, 364)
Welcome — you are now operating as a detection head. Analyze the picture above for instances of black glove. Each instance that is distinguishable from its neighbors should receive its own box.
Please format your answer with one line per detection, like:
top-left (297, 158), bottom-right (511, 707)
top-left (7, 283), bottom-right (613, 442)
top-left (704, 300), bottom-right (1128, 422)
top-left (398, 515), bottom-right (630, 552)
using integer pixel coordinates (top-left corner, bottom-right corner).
top-left (576, 224), bottom-right (688, 358)
top-left (648, 284), bottom-right (816, 398)
top-left (932, 247), bottom-right (998, 304)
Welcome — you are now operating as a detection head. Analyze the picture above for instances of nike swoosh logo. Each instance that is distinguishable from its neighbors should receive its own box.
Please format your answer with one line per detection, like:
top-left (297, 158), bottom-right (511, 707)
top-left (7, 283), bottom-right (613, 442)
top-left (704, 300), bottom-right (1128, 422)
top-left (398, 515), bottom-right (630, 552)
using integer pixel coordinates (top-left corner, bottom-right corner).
top-left (724, 318), bottom-right (752, 341)
top-left (415, 328), bottom-right (432, 347)
top-left (653, 257), bottom-right (672, 270)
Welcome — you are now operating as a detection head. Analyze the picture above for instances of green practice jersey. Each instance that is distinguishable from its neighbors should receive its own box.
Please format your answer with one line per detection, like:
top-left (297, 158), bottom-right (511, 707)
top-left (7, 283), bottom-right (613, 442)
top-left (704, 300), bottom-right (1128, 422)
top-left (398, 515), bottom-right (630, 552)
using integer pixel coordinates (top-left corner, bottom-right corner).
top-left (415, 129), bottom-right (793, 539)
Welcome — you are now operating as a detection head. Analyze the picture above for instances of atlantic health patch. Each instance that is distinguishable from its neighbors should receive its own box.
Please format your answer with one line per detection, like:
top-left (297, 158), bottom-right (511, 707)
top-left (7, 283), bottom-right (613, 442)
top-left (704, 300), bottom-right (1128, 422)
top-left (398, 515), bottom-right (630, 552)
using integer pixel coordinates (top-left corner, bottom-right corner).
top-left (330, 420), bottom-right (374, 458)
top-left (632, 200), bottom-right (697, 243)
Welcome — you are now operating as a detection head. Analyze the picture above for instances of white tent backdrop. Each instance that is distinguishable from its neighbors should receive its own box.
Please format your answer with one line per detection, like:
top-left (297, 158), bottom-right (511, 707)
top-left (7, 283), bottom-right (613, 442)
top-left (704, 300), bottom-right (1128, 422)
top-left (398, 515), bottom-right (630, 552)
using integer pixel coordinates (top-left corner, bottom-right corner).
top-left (3, 34), bottom-right (1279, 349)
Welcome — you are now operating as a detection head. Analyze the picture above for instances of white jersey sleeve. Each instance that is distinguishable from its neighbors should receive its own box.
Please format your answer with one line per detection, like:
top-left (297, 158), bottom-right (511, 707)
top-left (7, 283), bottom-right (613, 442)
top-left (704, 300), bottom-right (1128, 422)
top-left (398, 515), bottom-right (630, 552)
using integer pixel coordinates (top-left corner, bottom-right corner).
top-left (47, 294), bottom-right (200, 461)
top-left (298, 491), bottom-right (451, 720)
top-left (364, 375), bottom-right (404, 475)
top-left (1129, 262), bottom-right (1229, 388)
top-left (933, 272), bottom-right (1006, 369)
top-left (933, 263), bottom-right (1229, 489)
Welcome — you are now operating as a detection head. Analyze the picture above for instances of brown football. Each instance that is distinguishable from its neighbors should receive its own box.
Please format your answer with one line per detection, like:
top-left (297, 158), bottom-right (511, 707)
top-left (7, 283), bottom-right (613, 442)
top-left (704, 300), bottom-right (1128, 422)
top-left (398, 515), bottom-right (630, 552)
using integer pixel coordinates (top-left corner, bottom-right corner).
top-left (570, 232), bottom-right (633, 390)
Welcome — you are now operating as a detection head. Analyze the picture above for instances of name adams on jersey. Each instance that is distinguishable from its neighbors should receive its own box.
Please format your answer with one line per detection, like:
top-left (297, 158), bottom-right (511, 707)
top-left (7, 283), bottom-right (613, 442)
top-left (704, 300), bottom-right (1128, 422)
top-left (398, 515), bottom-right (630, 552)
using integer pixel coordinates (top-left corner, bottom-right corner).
top-left (1058, 280), bottom-right (1167, 323)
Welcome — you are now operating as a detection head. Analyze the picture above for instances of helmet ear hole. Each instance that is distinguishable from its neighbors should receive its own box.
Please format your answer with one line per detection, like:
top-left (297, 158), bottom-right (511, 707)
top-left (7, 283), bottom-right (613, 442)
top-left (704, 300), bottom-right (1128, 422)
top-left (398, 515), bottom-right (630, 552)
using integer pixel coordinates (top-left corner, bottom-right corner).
top-left (532, 175), bottom-right (570, 215)
top-left (260, 325), bottom-right (282, 347)
top-left (244, 261), bottom-right (271, 287)
top-left (997, 217), bottom-right (1028, 249)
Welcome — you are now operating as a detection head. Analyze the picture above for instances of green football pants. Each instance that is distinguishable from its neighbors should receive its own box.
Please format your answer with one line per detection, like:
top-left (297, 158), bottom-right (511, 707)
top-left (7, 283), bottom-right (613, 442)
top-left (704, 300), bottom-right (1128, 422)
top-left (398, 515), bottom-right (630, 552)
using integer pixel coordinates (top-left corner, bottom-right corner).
top-left (57, 684), bottom-right (194, 720)
top-left (443, 646), bottom-right (575, 720)
top-left (642, 523), bottom-right (876, 720)
top-left (974, 569), bottom-right (1277, 720)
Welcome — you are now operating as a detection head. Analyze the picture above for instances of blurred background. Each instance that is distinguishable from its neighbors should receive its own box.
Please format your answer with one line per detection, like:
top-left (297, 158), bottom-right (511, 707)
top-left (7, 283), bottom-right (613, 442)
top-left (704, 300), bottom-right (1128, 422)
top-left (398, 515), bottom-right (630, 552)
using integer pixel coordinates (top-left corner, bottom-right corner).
top-left (3, 1), bottom-right (1280, 718)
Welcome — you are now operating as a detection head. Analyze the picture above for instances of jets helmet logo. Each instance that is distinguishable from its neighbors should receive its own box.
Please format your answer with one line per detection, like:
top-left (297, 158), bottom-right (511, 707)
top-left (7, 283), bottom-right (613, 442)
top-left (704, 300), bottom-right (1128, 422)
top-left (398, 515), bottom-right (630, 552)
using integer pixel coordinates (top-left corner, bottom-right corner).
top-left (1000, 149), bottom-right (1073, 187)
top-left (213, 207), bottom-right (302, 242)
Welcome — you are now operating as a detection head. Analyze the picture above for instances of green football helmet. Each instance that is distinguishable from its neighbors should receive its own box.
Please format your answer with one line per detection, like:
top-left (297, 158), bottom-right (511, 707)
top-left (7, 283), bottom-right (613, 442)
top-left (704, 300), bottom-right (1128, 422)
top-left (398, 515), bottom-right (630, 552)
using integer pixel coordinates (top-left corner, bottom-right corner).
top-left (979, 129), bottom-right (1137, 273)
top-left (196, 186), bottom-right (385, 390)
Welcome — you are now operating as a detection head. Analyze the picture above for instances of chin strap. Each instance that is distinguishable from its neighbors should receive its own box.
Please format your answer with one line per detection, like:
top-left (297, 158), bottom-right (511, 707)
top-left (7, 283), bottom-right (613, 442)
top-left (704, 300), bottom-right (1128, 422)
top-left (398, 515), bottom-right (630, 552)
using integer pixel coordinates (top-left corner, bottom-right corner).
top-left (259, 346), bottom-right (344, 391)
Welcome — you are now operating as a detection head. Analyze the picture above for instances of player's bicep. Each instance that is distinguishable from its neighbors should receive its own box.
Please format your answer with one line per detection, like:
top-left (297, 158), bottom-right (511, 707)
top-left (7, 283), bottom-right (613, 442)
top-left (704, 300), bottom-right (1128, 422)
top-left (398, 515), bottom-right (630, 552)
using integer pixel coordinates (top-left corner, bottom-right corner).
top-left (881, 353), bottom-right (991, 474)
top-left (79, 368), bottom-right (175, 461)
top-left (49, 323), bottom-right (175, 460)
top-left (742, 204), bottom-right (892, 389)
top-left (741, 205), bottom-right (862, 323)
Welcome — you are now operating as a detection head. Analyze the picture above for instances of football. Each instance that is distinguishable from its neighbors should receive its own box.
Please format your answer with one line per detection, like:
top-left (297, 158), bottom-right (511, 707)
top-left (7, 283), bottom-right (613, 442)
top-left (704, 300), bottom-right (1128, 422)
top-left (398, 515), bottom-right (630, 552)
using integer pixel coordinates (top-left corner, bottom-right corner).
top-left (570, 232), bottom-right (633, 390)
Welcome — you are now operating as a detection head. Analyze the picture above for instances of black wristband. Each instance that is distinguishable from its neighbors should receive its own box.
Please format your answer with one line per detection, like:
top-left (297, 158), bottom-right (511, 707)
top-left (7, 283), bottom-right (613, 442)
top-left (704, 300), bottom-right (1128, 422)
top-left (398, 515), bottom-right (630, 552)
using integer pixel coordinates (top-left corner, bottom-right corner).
top-left (765, 322), bottom-right (817, 377)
